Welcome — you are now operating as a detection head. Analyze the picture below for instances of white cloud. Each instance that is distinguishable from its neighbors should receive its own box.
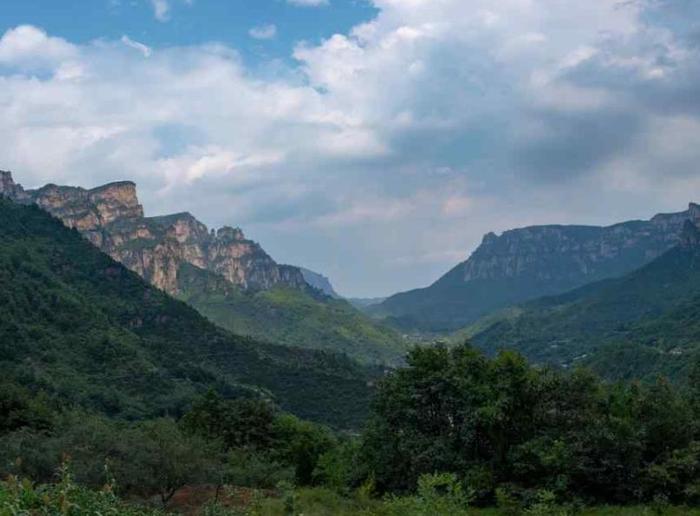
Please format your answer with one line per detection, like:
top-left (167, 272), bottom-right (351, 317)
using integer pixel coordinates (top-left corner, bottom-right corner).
top-left (1, 0), bottom-right (700, 295)
top-left (0, 25), bottom-right (77, 69)
top-left (248, 24), bottom-right (277, 40)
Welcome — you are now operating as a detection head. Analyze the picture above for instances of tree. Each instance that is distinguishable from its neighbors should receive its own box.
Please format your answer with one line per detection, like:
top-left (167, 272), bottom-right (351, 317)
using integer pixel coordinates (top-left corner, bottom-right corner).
top-left (125, 418), bottom-right (218, 506)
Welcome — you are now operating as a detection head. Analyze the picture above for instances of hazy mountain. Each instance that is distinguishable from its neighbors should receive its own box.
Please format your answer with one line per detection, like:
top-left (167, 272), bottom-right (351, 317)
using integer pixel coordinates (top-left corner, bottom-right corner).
top-left (373, 203), bottom-right (700, 332)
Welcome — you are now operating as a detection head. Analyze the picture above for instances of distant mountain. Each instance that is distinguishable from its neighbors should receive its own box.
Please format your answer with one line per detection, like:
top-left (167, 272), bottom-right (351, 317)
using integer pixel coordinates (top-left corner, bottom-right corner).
top-left (373, 203), bottom-right (700, 332)
top-left (469, 220), bottom-right (700, 381)
top-left (0, 199), bottom-right (376, 428)
top-left (299, 267), bottom-right (341, 298)
top-left (1, 171), bottom-right (408, 365)
top-left (350, 297), bottom-right (387, 310)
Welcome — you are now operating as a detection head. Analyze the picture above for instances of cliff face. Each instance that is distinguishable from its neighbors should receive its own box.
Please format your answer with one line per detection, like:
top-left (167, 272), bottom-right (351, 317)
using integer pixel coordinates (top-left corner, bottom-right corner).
top-left (457, 208), bottom-right (700, 285)
top-left (375, 203), bottom-right (700, 332)
top-left (1, 172), bottom-right (307, 295)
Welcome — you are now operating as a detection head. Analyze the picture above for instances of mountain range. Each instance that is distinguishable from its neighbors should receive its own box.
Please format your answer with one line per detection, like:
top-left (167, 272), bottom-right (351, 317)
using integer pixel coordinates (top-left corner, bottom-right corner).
top-left (5, 169), bottom-right (700, 384)
top-left (371, 203), bottom-right (700, 332)
top-left (0, 171), bottom-right (407, 366)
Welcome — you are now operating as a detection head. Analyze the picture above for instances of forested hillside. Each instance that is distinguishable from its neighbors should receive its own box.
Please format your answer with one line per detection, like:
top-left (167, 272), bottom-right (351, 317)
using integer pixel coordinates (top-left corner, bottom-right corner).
top-left (0, 199), bottom-right (375, 428)
top-left (177, 263), bottom-right (408, 366)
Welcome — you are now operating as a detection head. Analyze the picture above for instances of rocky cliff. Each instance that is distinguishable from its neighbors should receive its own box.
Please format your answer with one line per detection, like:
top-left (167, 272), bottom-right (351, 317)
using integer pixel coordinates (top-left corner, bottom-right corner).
top-left (0, 171), bottom-right (307, 295)
top-left (459, 207), bottom-right (700, 285)
top-left (374, 203), bottom-right (700, 332)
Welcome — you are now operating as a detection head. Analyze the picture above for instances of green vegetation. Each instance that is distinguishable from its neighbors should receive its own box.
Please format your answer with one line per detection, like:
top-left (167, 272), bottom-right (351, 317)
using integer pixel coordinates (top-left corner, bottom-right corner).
top-left (177, 262), bottom-right (408, 366)
top-left (358, 344), bottom-right (700, 507)
top-left (3, 345), bottom-right (700, 514)
top-left (0, 199), bottom-right (374, 428)
top-left (4, 197), bottom-right (700, 514)
top-left (470, 240), bottom-right (700, 381)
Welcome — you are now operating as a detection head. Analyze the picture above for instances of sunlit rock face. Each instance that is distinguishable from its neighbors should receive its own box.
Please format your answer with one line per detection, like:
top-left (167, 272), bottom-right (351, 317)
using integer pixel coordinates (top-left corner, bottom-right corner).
top-left (2, 171), bottom-right (307, 295)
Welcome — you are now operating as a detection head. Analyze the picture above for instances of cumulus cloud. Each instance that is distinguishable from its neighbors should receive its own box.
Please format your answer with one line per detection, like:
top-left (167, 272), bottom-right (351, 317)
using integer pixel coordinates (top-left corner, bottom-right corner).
top-left (1, 0), bottom-right (700, 295)
top-left (0, 25), bottom-right (77, 69)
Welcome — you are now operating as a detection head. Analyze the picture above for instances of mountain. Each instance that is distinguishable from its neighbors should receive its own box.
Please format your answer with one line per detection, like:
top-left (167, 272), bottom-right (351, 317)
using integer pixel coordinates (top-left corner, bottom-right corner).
top-left (0, 198), bottom-right (377, 428)
top-left (1, 171), bottom-right (408, 365)
top-left (469, 220), bottom-right (700, 381)
top-left (299, 267), bottom-right (341, 298)
top-left (1, 171), bottom-right (306, 294)
top-left (372, 203), bottom-right (700, 332)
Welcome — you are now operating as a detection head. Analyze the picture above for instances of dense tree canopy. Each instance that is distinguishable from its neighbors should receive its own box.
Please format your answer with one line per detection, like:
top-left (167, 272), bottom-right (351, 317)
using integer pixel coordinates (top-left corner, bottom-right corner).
top-left (360, 344), bottom-right (700, 506)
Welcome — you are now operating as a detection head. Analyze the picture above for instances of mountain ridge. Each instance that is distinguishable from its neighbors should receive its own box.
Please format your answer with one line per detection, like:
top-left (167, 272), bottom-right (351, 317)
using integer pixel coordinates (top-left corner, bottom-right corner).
top-left (373, 202), bottom-right (700, 332)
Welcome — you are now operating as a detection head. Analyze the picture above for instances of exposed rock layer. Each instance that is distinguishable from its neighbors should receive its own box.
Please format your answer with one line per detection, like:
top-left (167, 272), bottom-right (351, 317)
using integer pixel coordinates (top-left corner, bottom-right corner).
top-left (0, 171), bottom-right (307, 294)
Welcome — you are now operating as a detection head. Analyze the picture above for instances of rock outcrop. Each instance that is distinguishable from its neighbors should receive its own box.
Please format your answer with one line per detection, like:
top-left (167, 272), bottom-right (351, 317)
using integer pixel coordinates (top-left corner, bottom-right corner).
top-left (1, 172), bottom-right (307, 295)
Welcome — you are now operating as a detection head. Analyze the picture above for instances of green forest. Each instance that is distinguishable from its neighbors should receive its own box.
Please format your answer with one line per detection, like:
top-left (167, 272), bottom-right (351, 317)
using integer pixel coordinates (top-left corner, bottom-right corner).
top-left (2, 345), bottom-right (700, 514)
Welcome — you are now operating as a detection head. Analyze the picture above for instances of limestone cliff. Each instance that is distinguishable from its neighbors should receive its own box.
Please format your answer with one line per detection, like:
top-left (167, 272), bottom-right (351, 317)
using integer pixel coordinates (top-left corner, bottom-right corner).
top-left (1, 172), bottom-right (307, 295)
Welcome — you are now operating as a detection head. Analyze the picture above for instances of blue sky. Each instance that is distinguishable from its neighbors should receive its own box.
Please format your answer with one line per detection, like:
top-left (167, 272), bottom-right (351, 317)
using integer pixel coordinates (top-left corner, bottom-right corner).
top-left (1, 1), bottom-right (700, 297)
top-left (0, 0), bottom-right (377, 66)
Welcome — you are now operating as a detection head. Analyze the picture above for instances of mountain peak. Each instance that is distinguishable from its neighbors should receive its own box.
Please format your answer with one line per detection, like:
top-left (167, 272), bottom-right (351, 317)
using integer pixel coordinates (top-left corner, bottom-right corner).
top-left (481, 231), bottom-right (498, 245)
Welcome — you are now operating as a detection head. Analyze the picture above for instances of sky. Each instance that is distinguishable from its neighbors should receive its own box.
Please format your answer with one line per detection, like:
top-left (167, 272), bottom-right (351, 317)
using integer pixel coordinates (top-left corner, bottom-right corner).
top-left (1, 0), bottom-right (700, 297)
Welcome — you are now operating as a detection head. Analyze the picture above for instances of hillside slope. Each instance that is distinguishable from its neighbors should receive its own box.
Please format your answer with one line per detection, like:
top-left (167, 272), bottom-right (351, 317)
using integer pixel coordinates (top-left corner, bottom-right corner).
top-left (177, 264), bottom-right (408, 366)
top-left (373, 204), bottom-right (700, 332)
top-left (470, 221), bottom-right (700, 380)
top-left (1, 171), bottom-right (407, 365)
top-left (0, 199), bottom-right (375, 428)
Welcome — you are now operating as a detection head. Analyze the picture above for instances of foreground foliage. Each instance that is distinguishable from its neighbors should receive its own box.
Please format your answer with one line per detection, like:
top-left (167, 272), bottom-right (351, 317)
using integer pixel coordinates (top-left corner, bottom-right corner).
top-left (359, 344), bottom-right (700, 506)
